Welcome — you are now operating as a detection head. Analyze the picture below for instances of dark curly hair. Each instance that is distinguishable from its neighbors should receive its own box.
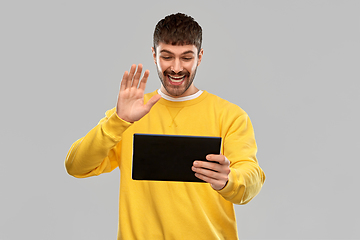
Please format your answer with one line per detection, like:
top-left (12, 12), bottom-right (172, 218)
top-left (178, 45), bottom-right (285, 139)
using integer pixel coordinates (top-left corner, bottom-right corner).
top-left (153, 13), bottom-right (202, 55)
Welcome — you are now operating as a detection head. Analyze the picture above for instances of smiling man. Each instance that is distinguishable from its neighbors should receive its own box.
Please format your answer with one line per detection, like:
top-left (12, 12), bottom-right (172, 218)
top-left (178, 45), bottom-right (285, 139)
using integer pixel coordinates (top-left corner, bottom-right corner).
top-left (153, 43), bottom-right (202, 97)
top-left (65, 13), bottom-right (265, 240)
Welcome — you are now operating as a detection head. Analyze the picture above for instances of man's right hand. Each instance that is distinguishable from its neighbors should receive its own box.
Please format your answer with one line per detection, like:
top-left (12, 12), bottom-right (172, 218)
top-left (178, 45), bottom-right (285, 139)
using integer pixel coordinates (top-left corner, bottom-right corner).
top-left (116, 64), bottom-right (161, 123)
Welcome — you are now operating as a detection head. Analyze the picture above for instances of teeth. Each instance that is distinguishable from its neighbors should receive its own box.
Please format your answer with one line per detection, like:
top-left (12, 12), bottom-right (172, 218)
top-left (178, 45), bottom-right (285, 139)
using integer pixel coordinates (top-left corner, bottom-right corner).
top-left (169, 75), bottom-right (185, 82)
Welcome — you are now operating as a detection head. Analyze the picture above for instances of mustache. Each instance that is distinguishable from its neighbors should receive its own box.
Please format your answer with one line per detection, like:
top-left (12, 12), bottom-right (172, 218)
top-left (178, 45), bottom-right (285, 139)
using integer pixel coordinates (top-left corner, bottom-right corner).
top-left (164, 69), bottom-right (190, 76)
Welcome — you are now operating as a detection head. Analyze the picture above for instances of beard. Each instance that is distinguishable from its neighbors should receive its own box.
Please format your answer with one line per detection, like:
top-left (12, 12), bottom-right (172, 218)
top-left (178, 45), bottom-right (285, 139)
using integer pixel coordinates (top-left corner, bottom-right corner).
top-left (156, 67), bottom-right (198, 97)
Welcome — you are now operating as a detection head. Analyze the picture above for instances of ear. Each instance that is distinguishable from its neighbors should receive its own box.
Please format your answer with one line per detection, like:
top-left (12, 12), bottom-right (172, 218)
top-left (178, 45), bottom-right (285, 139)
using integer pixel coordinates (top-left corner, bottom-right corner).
top-left (197, 48), bottom-right (204, 66)
top-left (151, 47), bottom-right (157, 64)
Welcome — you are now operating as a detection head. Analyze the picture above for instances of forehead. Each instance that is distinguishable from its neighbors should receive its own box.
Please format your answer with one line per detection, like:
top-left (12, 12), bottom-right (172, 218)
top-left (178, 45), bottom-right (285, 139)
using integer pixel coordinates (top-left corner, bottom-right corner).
top-left (156, 42), bottom-right (197, 55)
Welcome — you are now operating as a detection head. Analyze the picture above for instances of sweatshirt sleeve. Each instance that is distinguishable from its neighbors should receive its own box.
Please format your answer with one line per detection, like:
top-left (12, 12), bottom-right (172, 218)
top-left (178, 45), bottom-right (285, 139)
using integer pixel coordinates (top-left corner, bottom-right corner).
top-left (65, 108), bottom-right (132, 178)
top-left (217, 112), bottom-right (265, 205)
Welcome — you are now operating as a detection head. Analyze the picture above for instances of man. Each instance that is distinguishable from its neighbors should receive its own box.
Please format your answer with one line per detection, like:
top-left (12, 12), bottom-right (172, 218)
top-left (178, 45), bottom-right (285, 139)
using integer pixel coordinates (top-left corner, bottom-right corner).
top-left (66, 13), bottom-right (265, 239)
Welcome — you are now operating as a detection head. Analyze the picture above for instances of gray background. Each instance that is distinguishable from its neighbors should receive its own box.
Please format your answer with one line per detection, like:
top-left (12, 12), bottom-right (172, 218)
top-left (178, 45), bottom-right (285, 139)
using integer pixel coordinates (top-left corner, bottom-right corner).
top-left (1, 0), bottom-right (359, 239)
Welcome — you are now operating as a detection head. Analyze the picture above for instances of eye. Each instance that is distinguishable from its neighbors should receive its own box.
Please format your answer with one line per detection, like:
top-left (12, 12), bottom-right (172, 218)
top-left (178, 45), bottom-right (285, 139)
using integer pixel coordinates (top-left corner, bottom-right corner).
top-left (182, 57), bottom-right (193, 61)
top-left (161, 56), bottom-right (172, 60)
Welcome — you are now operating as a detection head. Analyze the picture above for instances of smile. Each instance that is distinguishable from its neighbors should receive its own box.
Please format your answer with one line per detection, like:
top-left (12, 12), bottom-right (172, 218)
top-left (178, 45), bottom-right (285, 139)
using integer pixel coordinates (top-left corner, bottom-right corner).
top-left (168, 75), bottom-right (186, 83)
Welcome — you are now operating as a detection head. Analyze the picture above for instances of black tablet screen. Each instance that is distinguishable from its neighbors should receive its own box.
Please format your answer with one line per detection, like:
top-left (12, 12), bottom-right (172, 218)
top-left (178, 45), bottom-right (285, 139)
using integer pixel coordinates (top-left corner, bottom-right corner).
top-left (132, 134), bottom-right (222, 182)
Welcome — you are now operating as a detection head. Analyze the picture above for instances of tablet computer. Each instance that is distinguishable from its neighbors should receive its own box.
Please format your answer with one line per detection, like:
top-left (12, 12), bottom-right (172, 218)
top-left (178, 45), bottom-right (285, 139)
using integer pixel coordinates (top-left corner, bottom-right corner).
top-left (132, 133), bottom-right (222, 182)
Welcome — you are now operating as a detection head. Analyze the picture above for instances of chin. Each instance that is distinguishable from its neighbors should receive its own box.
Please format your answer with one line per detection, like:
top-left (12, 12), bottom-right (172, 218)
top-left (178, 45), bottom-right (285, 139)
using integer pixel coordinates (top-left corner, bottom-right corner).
top-left (164, 83), bottom-right (191, 97)
top-left (165, 88), bottom-right (185, 97)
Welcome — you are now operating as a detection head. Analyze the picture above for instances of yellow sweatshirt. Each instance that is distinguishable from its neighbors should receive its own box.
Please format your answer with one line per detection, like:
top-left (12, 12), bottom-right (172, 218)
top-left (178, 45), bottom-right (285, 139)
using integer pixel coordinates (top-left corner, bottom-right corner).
top-left (65, 90), bottom-right (265, 240)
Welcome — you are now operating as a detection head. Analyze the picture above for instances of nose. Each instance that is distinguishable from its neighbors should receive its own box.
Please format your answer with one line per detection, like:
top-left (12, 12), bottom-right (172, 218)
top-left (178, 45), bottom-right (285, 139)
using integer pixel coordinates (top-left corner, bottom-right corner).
top-left (170, 59), bottom-right (183, 73)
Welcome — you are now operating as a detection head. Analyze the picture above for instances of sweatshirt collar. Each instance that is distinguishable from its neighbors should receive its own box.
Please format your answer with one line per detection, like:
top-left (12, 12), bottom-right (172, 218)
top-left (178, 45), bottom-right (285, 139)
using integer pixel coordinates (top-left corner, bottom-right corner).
top-left (157, 89), bottom-right (203, 102)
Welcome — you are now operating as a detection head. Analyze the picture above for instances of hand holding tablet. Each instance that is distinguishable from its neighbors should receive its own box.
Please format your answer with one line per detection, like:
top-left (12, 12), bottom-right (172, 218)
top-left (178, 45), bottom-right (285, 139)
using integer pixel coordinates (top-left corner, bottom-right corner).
top-left (192, 154), bottom-right (231, 190)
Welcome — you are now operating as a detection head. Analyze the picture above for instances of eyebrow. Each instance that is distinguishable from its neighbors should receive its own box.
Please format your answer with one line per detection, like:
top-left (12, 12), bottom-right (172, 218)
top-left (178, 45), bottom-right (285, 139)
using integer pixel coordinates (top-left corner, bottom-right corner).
top-left (159, 50), bottom-right (195, 55)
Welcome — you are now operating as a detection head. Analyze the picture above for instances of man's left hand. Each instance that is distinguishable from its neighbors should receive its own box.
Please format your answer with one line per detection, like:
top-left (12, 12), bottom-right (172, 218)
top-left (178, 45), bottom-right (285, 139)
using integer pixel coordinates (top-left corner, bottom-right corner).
top-left (192, 154), bottom-right (231, 190)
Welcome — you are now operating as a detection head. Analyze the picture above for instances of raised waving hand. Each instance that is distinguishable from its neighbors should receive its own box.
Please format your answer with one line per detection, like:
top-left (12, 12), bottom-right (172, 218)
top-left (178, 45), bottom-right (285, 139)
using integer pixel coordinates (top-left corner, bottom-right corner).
top-left (116, 64), bottom-right (161, 123)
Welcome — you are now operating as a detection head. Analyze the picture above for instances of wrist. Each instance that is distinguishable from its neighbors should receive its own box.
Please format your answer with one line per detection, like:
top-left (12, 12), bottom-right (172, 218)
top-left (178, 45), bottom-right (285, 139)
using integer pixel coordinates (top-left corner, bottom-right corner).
top-left (116, 110), bottom-right (134, 123)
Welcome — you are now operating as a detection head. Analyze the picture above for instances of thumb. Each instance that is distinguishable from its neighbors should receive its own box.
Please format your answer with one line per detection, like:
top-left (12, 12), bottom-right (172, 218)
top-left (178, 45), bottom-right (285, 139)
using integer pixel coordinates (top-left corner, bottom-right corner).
top-left (144, 94), bottom-right (161, 112)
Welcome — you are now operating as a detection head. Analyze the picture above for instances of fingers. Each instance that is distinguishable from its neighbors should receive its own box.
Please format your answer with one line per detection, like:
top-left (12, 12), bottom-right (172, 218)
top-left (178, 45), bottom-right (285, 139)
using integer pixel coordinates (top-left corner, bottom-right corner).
top-left (194, 172), bottom-right (228, 190)
top-left (120, 64), bottom-right (150, 90)
top-left (192, 165), bottom-right (229, 190)
top-left (138, 69), bottom-right (150, 91)
top-left (192, 154), bottom-right (231, 190)
top-left (120, 70), bottom-right (129, 92)
top-left (131, 64), bottom-right (143, 88)
top-left (193, 165), bottom-right (222, 179)
top-left (206, 154), bottom-right (230, 166)
top-left (193, 160), bottom-right (230, 175)
top-left (126, 64), bottom-right (137, 89)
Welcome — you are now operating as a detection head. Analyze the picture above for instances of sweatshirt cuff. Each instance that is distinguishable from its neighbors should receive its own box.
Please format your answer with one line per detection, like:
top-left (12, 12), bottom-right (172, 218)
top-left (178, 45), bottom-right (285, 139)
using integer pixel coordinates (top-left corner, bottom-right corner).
top-left (102, 112), bottom-right (133, 141)
top-left (217, 168), bottom-right (241, 198)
